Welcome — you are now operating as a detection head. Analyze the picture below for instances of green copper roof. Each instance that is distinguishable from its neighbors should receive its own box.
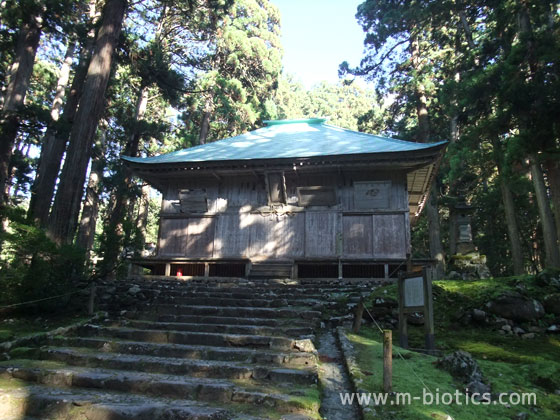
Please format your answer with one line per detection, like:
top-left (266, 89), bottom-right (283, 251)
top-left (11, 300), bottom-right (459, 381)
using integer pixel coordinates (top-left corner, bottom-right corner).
top-left (123, 119), bottom-right (447, 165)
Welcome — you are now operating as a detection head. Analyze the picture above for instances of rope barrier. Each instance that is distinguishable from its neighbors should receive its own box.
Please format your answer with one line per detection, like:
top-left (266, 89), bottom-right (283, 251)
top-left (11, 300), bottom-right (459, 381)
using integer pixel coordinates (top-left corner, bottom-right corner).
top-left (388, 259), bottom-right (406, 279)
top-left (0, 289), bottom-right (84, 310)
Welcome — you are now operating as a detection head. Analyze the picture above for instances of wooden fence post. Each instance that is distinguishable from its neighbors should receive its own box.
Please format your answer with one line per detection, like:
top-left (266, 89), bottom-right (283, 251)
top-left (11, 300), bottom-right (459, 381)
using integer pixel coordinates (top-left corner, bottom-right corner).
top-left (383, 329), bottom-right (392, 393)
top-left (352, 300), bottom-right (364, 333)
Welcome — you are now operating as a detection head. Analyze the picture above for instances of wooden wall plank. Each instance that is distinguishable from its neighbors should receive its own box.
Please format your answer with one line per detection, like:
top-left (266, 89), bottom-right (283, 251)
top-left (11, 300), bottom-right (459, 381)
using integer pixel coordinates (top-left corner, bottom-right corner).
top-left (159, 218), bottom-right (188, 256)
top-left (186, 217), bottom-right (215, 257)
top-left (391, 172), bottom-right (407, 209)
top-left (305, 212), bottom-right (337, 257)
top-left (342, 215), bottom-right (373, 257)
top-left (404, 211), bottom-right (411, 255)
top-left (245, 213), bottom-right (305, 258)
top-left (373, 214), bottom-right (407, 258)
top-left (247, 213), bottom-right (270, 257)
top-left (161, 184), bottom-right (179, 214)
top-left (214, 213), bottom-right (249, 257)
top-left (339, 170), bottom-right (408, 211)
top-left (275, 214), bottom-right (305, 258)
top-left (157, 169), bottom-right (411, 261)
top-left (354, 181), bottom-right (391, 209)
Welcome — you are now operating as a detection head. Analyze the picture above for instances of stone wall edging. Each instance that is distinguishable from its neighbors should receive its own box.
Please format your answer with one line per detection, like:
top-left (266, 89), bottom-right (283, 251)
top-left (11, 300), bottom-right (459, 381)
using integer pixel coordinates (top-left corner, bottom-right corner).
top-left (335, 326), bottom-right (366, 420)
top-left (0, 312), bottom-right (105, 357)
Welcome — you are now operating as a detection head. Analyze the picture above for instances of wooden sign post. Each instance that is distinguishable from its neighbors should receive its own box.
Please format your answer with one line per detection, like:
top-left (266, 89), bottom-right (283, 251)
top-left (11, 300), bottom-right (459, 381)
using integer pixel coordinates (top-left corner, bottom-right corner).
top-left (398, 268), bottom-right (435, 353)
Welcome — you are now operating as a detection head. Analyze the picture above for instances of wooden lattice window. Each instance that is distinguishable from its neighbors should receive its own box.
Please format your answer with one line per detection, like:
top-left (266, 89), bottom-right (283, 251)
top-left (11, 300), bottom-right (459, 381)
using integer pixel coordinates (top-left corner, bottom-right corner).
top-left (266, 172), bottom-right (287, 204)
top-left (179, 189), bottom-right (207, 213)
top-left (297, 186), bottom-right (336, 206)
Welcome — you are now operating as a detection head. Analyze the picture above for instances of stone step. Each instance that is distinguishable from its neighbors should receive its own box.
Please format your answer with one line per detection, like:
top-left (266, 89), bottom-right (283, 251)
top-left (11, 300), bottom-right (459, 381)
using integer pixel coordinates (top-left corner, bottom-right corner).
top-left (74, 325), bottom-right (315, 352)
top-left (132, 282), bottom-right (374, 293)
top-left (46, 336), bottom-right (317, 368)
top-left (155, 285), bottom-right (370, 299)
top-left (0, 382), bottom-right (235, 419)
top-left (150, 304), bottom-right (322, 320)
top-left (0, 363), bottom-right (318, 415)
top-left (127, 312), bottom-right (316, 328)
top-left (150, 292), bottom-right (362, 309)
top-left (146, 289), bottom-right (340, 301)
top-left (116, 287), bottom-right (367, 303)
top-left (0, 274), bottom-right (356, 419)
top-left (123, 278), bottom-right (367, 288)
top-left (122, 319), bottom-right (314, 337)
top-left (152, 295), bottom-right (324, 309)
top-left (31, 347), bottom-right (317, 385)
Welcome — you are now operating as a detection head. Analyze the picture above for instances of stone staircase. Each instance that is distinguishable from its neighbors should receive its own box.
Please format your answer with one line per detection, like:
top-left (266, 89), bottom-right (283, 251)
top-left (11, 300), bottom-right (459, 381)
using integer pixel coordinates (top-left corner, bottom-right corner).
top-left (0, 277), bottom-right (376, 420)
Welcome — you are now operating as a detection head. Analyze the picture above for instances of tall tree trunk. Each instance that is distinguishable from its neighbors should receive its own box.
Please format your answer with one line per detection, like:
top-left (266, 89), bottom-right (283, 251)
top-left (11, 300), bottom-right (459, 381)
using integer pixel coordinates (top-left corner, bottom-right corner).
top-left (29, 1), bottom-right (99, 226)
top-left (517, 3), bottom-right (559, 268)
top-left (3, 156), bottom-right (18, 201)
top-left (47, 0), bottom-right (127, 244)
top-left (199, 111), bottom-right (211, 145)
top-left (491, 138), bottom-right (525, 275)
top-left (529, 155), bottom-right (560, 268)
top-left (102, 85), bottom-right (148, 272)
top-left (499, 177), bottom-right (525, 274)
top-left (448, 210), bottom-right (457, 256)
top-left (135, 183), bottom-right (151, 251)
top-left (12, 141), bottom-right (32, 197)
top-left (410, 35), bottom-right (445, 279)
top-left (448, 71), bottom-right (460, 257)
top-left (425, 186), bottom-right (445, 278)
top-left (2, 136), bottom-right (24, 200)
top-left (0, 16), bottom-right (41, 205)
top-left (76, 141), bottom-right (104, 255)
top-left (28, 41), bottom-right (81, 225)
top-left (50, 42), bottom-right (76, 122)
top-left (544, 159), bottom-right (560, 248)
top-left (458, 10), bottom-right (476, 50)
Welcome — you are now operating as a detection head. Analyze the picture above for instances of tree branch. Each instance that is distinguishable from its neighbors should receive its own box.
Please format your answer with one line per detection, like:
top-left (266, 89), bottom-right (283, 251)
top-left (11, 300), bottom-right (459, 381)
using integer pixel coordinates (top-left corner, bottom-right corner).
top-left (355, 38), bottom-right (409, 77)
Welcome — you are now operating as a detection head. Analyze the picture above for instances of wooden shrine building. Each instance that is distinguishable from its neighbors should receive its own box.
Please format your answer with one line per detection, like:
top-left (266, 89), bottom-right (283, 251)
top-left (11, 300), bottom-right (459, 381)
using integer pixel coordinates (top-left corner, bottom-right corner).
top-left (124, 118), bottom-right (447, 280)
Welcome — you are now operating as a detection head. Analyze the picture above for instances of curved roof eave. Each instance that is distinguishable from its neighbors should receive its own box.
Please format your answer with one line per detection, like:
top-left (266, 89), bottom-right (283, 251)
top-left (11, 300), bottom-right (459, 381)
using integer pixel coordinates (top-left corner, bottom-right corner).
top-left (122, 142), bottom-right (448, 170)
top-left (122, 119), bottom-right (448, 166)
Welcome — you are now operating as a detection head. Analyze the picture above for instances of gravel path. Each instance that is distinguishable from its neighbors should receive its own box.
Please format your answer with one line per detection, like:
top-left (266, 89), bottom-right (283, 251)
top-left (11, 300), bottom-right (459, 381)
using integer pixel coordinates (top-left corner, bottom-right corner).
top-left (317, 329), bottom-right (360, 420)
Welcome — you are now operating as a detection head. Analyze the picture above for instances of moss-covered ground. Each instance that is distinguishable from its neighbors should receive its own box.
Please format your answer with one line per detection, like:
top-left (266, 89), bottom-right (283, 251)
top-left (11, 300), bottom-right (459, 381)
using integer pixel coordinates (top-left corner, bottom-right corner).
top-left (0, 313), bottom-right (87, 343)
top-left (347, 274), bottom-right (560, 420)
top-left (232, 378), bottom-right (321, 417)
